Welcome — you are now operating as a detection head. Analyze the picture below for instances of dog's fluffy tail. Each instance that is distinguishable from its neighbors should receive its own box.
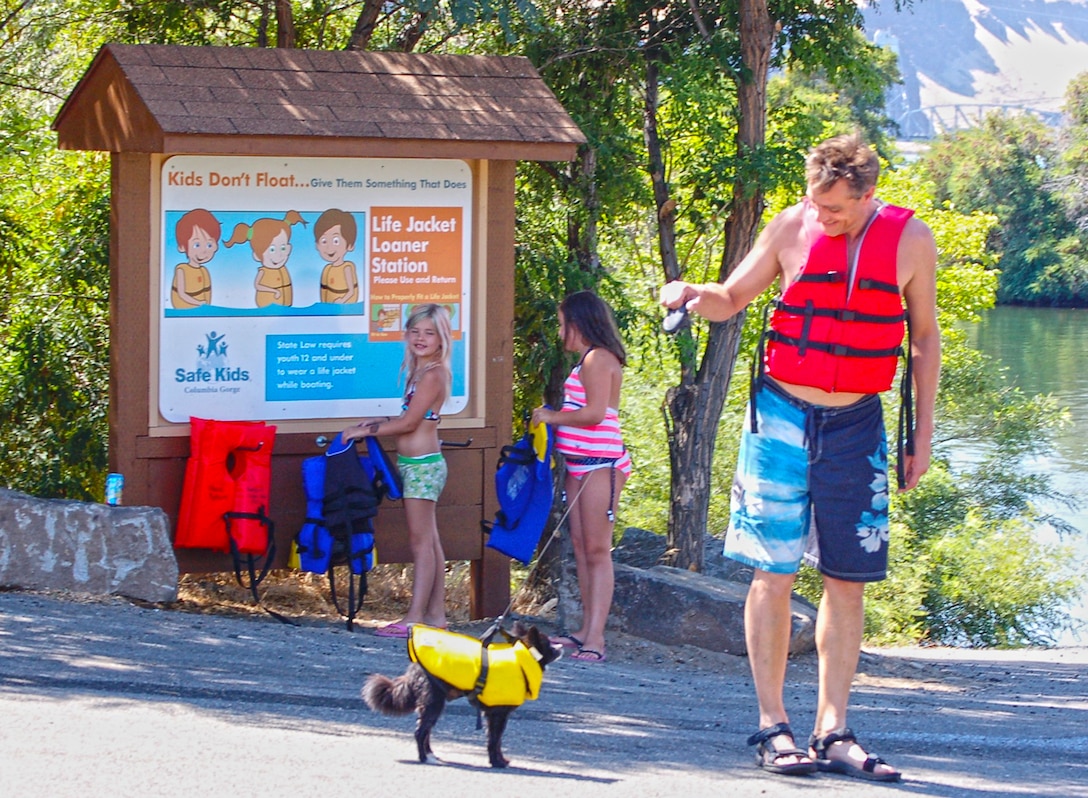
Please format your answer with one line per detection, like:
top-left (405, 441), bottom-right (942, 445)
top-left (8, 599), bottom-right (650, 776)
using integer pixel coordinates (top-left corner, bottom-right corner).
top-left (361, 673), bottom-right (419, 716)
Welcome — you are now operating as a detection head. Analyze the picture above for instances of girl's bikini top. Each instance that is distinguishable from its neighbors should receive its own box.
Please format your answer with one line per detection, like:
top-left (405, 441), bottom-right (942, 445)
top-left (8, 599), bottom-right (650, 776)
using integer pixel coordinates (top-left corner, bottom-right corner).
top-left (403, 381), bottom-right (441, 421)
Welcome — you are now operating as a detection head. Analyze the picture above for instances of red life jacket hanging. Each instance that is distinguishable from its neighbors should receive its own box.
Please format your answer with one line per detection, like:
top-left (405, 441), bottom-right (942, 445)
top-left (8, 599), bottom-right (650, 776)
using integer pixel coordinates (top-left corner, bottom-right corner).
top-left (175, 417), bottom-right (276, 555)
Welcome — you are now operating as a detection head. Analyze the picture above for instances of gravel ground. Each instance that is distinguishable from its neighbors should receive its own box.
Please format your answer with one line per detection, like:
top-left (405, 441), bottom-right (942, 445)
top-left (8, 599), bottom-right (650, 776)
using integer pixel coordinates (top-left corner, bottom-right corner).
top-left (2, 587), bottom-right (1085, 797)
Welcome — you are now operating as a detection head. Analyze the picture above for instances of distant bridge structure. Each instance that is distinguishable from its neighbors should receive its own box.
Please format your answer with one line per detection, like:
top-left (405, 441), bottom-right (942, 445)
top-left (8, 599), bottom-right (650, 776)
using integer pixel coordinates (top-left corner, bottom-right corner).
top-left (896, 104), bottom-right (1064, 140)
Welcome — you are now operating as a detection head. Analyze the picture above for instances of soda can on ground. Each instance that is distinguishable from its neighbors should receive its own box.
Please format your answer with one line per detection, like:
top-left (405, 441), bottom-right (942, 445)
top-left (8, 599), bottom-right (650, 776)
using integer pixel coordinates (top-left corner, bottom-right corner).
top-left (105, 473), bottom-right (124, 506)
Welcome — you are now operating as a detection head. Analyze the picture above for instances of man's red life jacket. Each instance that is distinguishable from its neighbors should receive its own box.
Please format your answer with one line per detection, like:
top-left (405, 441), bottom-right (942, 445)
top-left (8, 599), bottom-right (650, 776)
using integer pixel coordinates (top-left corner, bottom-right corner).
top-left (764, 201), bottom-right (913, 394)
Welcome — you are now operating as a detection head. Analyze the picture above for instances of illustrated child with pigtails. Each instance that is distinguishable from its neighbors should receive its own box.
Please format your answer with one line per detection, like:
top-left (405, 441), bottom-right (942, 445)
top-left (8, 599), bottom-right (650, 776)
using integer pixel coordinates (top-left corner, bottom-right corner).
top-left (224, 210), bottom-right (307, 307)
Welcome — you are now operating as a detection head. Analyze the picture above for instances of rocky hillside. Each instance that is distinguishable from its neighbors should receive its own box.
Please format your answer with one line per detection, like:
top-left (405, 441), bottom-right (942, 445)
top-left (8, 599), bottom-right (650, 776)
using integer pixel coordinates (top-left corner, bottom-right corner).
top-left (862, 0), bottom-right (1088, 135)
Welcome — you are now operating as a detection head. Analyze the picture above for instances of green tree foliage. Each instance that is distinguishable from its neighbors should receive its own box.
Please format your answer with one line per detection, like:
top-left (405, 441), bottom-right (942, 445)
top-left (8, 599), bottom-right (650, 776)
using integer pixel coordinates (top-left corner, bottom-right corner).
top-left (0, 134), bottom-right (110, 498)
top-left (108, 0), bottom-right (537, 51)
top-left (508, 0), bottom-right (649, 418)
top-left (0, 3), bottom-right (127, 498)
top-left (922, 108), bottom-right (1088, 306)
top-left (1052, 72), bottom-right (1088, 239)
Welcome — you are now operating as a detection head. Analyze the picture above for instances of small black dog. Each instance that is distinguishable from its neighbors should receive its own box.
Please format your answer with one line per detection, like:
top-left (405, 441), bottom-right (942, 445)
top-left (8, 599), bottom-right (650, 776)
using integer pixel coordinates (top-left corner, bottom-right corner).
top-left (362, 622), bottom-right (561, 768)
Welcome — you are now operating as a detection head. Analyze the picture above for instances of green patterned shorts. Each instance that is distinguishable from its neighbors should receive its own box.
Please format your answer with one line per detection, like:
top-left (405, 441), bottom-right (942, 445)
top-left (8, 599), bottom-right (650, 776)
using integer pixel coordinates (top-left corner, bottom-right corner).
top-left (397, 453), bottom-right (447, 502)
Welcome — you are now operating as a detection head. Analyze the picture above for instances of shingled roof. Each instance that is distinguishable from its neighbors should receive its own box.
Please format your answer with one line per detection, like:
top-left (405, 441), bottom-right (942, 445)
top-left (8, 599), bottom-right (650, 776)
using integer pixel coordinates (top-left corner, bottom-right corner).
top-left (53, 43), bottom-right (585, 160)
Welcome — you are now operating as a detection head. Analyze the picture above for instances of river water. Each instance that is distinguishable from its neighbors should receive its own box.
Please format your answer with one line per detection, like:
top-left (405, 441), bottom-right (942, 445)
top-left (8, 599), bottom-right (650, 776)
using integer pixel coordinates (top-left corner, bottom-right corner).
top-left (964, 306), bottom-right (1088, 643)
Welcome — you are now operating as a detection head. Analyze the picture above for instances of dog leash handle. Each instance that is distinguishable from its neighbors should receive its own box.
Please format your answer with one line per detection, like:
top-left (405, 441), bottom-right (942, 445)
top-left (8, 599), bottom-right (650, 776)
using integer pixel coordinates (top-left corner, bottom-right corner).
top-left (662, 306), bottom-right (688, 334)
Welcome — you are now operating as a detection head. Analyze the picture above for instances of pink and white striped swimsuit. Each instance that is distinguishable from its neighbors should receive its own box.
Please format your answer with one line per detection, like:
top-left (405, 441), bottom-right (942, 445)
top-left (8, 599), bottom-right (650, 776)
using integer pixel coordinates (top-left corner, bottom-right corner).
top-left (555, 355), bottom-right (632, 478)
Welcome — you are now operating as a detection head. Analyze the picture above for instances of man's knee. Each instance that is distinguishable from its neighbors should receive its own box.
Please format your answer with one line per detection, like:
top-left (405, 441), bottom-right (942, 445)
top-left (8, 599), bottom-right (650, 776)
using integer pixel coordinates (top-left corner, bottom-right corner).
top-left (749, 569), bottom-right (797, 601)
top-left (820, 574), bottom-right (867, 603)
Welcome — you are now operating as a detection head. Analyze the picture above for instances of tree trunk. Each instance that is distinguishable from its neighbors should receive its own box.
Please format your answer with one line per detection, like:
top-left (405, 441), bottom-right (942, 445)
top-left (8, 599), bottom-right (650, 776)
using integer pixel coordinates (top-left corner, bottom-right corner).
top-left (566, 146), bottom-right (600, 272)
top-left (346, 0), bottom-right (383, 50)
top-left (643, 57), bottom-right (680, 284)
top-left (663, 316), bottom-right (744, 569)
top-left (663, 0), bottom-right (776, 571)
top-left (275, 0), bottom-right (295, 48)
top-left (395, 12), bottom-right (430, 52)
top-left (256, 2), bottom-right (270, 48)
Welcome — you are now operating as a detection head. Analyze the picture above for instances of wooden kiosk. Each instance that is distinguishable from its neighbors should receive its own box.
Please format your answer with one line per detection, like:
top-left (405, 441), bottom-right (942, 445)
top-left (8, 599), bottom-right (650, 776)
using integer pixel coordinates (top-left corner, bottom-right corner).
top-left (52, 44), bottom-right (585, 617)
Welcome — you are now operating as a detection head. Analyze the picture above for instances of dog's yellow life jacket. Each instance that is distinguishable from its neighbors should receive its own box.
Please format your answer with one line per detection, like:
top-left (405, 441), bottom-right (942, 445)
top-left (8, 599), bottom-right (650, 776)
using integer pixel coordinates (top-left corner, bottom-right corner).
top-left (408, 625), bottom-right (544, 707)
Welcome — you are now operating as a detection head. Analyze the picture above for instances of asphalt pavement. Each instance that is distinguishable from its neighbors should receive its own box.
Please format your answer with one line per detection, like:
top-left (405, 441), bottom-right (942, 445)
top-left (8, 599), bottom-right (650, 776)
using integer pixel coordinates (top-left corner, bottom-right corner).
top-left (0, 591), bottom-right (1085, 797)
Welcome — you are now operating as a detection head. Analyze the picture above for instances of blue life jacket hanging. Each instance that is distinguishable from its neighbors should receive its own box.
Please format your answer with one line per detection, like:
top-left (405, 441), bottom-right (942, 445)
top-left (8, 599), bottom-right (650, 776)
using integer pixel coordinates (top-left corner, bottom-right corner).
top-left (295, 433), bottom-right (390, 629)
top-left (483, 417), bottom-right (555, 564)
top-left (365, 436), bottom-right (403, 501)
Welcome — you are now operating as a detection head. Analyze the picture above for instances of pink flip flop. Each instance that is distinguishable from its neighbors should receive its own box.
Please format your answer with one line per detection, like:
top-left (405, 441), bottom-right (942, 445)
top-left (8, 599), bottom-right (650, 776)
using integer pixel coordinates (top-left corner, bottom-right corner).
top-left (373, 622), bottom-right (411, 638)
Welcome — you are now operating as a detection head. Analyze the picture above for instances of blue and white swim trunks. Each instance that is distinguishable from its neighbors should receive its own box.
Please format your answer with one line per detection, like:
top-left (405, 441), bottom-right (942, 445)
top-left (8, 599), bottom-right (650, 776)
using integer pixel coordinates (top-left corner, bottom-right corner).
top-left (724, 377), bottom-right (891, 582)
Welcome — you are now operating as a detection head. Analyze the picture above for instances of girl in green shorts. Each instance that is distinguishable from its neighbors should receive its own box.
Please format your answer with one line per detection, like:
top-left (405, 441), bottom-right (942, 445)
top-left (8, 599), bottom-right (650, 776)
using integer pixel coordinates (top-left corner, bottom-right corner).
top-left (343, 303), bottom-right (453, 637)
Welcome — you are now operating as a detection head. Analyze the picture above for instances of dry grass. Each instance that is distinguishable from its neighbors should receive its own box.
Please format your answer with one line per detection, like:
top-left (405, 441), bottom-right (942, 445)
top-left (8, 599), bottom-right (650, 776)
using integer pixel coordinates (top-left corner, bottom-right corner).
top-left (96, 570), bottom-right (956, 681)
top-left (175, 562), bottom-right (482, 627)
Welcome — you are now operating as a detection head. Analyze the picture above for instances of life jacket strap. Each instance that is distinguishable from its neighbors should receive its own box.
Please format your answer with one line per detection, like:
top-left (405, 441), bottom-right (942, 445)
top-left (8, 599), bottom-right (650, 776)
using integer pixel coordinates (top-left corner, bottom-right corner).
top-left (467, 644), bottom-right (491, 728)
top-left (857, 277), bottom-right (900, 294)
top-left (896, 313), bottom-right (915, 490)
top-left (798, 300), bottom-right (815, 356)
top-left (749, 303), bottom-right (772, 434)
top-left (224, 507), bottom-right (275, 599)
top-left (225, 507), bottom-right (293, 624)
top-left (795, 270), bottom-right (846, 284)
top-left (793, 270), bottom-right (899, 295)
top-left (773, 299), bottom-right (907, 325)
top-left (766, 330), bottom-right (903, 359)
top-left (326, 565), bottom-right (367, 632)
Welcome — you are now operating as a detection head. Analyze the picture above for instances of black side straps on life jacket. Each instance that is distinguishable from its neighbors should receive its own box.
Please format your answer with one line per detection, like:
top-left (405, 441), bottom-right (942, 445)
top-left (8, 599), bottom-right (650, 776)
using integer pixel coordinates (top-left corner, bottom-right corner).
top-left (224, 505), bottom-right (275, 597)
top-left (896, 313), bottom-right (915, 491)
top-left (466, 623), bottom-right (521, 728)
top-left (793, 269), bottom-right (900, 296)
top-left (321, 446), bottom-right (380, 630)
top-left (766, 328), bottom-right (904, 360)
top-left (772, 298), bottom-right (907, 326)
top-left (224, 507), bottom-right (297, 625)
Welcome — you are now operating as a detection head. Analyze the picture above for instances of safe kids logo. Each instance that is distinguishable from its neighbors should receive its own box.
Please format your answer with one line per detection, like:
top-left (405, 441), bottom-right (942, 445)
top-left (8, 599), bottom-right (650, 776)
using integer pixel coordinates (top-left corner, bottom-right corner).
top-left (174, 330), bottom-right (251, 386)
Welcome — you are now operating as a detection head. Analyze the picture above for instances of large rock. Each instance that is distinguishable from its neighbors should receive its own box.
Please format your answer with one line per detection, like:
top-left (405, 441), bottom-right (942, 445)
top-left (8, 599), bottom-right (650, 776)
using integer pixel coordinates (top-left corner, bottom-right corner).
top-left (605, 526), bottom-right (815, 655)
top-left (0, 488), bottom-right (178, 603)
top-left (614, 525), bottom-right (754, 582)
top-left (610, 563), bottom-right (816, 656)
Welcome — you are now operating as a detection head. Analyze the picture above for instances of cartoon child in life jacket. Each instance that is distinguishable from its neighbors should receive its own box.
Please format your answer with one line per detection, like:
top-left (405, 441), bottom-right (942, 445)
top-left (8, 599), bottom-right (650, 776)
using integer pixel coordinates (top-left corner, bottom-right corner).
top-left (314, 209), bottom-right (359, 304)
top-left (224, 211), bottom-right (307, 307)
top-left (171, 209), bottom-right (221, 309)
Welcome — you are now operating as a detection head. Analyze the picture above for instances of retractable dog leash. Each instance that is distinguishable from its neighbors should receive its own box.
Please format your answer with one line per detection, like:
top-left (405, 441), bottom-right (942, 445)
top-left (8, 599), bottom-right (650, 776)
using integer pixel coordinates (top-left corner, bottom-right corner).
top-left (662, 305), bottom-right (689, 334)
top-left (483, 462), bottom-right (593, 636)
top-left (460, 465), bottom-right (592, 730)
